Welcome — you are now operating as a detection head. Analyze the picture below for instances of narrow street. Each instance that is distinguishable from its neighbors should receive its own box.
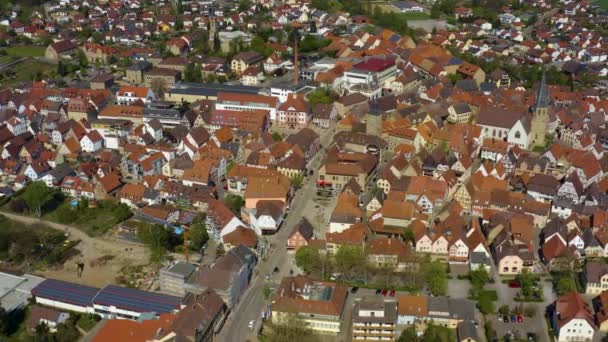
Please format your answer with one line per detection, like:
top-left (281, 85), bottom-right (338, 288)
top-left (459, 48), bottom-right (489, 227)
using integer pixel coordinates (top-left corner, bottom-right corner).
top-left (217, 126), bottom-right (336, 342)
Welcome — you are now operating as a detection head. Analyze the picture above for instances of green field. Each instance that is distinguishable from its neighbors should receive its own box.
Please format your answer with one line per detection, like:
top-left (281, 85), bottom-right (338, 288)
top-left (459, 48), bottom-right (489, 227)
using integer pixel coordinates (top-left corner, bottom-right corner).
top-left (399, 12), bottom-right (431, 20)
top-left (375, 3), bottom-right (431, 20)
top-left (0, 55), bottom-right (14, 65)
top-left (0, 58), bottom-right (54, 86)
top-left (5, 45), bottom-right (46, 57)
top-left (595, 0), bottom-right (608, 9)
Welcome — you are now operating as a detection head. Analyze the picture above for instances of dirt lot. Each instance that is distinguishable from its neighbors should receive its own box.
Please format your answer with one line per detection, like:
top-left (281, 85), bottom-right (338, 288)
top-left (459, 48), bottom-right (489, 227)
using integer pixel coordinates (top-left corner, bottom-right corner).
top-left (2, 212), bottom-right (150, 288)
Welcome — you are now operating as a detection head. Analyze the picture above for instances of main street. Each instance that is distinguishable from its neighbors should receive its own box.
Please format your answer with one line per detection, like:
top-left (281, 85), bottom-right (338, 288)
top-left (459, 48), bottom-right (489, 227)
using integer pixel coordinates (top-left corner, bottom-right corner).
top-left (217, 125), bottom-right (336, 342)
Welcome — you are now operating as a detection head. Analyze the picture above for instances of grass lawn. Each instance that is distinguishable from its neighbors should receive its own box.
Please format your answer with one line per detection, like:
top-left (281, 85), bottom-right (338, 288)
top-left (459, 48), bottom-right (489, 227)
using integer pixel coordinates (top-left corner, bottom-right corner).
top-left (399, 12), bottom-right (431, 20)
top-left (5, 46), bottom-right (46, 57)
top-left (374, 3), bottom-right (431, 20)
top-left (595, 0), bottom-right (608, 9)
top-left (0, 59), bottom-right (55, 86)
top-left (0, 55), bottom-right (14, 65)
top-left (45, 200), bottom-right (133, 237)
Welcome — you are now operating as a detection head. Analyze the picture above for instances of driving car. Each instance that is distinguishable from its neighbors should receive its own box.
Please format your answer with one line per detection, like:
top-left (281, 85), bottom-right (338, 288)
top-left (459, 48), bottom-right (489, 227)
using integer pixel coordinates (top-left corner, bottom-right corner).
top-left (248, 320), bottom-right (256, 331)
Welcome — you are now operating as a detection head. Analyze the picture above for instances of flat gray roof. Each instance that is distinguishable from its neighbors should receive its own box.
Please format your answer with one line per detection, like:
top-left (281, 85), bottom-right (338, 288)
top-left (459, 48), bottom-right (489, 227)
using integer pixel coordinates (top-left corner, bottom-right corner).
top-left (0, 273), bottom-right (45, 312)
top-left (164, 261), bottom-right (197, 278)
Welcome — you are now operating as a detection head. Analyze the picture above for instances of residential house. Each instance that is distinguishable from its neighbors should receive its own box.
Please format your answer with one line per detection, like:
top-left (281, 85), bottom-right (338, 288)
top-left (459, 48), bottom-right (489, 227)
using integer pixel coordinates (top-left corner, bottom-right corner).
top-left (271, 276), bottom-right (347, 335)
top-left (231, 51), bottom-right (263, 75)
top-left (185, 245), bottom-right (257, 309)
top-left (366, 237), bottom-right (414, 272)
top-left (287, 218), bottom-right (314, 250)
top-left (45, 40), bottom-right (78, 60)
top-left (352, 296), bottom-right (397, 342)
top-left (551, 292), bottom-right (596, 342)
top-left (584, 262), bottom-right (608, 295)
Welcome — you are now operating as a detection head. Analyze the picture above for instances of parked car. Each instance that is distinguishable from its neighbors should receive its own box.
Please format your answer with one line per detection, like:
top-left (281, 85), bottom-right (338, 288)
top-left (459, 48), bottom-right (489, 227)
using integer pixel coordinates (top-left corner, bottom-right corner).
top-left (510, 315), bottom-right (516, 322)
top-left (503, 316), bottom-right (509, 323)
top-left (375, 289), bottom-right (382, 295)
top-left (389, 290), bottom-right (395, 297)
top-left (517, 315), bottom-right (524, 323)
top-left (381, 289), bottom-right (388, 296)
top-left (248, 320), bottom-right (256, 331)
top-left (351, 287), bottom-right (359, 294)
top-left (497, 315), bottom-right (504, 322)
top-left (508, 281), bottom-right (521, 288)
top-left (527, 333), bottom-right (537, 341)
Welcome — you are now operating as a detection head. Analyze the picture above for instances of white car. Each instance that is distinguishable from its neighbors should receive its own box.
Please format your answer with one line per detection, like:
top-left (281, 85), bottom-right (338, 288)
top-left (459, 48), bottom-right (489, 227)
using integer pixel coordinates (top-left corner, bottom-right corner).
top-left (248, 320), bottom-right (256, 330)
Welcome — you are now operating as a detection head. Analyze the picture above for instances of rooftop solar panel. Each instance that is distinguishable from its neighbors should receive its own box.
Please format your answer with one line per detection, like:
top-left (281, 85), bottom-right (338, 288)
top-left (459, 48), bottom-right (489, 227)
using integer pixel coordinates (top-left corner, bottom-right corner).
top-left (31, 279), bottom-right (100, 307)
top-left (92, 285), bottom-right (181, 314)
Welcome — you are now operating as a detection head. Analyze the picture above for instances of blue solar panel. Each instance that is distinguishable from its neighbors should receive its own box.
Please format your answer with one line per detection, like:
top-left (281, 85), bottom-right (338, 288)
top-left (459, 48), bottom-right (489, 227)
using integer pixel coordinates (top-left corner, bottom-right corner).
top-left (92, 285), bottom-right (181, 314)
top-left (31, 279), bottom-right (100, 307)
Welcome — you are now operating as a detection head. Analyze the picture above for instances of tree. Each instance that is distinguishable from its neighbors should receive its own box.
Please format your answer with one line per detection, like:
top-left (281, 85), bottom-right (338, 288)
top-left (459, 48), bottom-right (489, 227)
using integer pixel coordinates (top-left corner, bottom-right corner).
top-left (223, 194), bottom-right (245, 215)
top-left (478, 291), bottom-right (495, 314)
top-left (307, 88), bottom-right (334, 106)
top-left (55, 319), bottom-right (81, 342)
top-left (295, 245), bottom-right (321, 274)
top-left (251, 35), bottom-right (273, 57)
top-left (498, 305), bottom-right (510, 316)
top-left (403, 227), bottom-right (414, 243)
top-left (398, 326), bottom-right (419, 342)
top-left (263, 314), bottom-right (320, 342)
top-left (57, 60), bottom-right (67, 76)
top-left (183, 63), bottom-right (202, 82)
top-left (189, 222), bottom-right (208, 251)
top-left (470, 267), bottom-right (490, 290)
top-left (33, 322), bottom-right (53, 342)
top-left (334, 245), bottom-right (366, 279)
top-left (213, 32), bottom-right (221, 52)
top-left (291, 174), bottom-right (304, 189)
top-left (238, 0), bottom-right (253, 12)
top-left (137, 224), bottom-right (171, 262)
top-left (271, 132), bottom-right (282, 141)
top-left (0, 307), bottom-right (8, 335)
top-left (9, 198), bottom-right (28, 213)
top-left (23, 182), bottom-right (54, 217)
top-left (309, 21), bottom-right (317, 33)
top-left (556, 277), bottom-right (577, 295)
top-left (76, 49), bottom-right (88, 68)
top-left (422, 260), bottom-right (447, 296)
top-left (262, 283), bottom-right (272, 299)
top-left (150, 78), bottom-right (168, 98)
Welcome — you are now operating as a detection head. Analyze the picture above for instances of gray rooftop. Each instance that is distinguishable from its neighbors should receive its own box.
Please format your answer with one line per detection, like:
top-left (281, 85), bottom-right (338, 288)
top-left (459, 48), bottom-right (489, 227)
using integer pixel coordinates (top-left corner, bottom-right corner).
top-left (0, 273), bottom-right (45, 312)
top-left (168, 82), bottom-right (263, 97)
top-left (164, 262), bottom-right (197, 279)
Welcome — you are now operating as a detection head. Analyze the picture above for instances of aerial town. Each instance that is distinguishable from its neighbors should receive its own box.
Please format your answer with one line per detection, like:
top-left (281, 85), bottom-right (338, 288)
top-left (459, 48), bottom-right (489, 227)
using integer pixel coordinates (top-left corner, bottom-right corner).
top-left (0, 0), bottom-right (608, 341)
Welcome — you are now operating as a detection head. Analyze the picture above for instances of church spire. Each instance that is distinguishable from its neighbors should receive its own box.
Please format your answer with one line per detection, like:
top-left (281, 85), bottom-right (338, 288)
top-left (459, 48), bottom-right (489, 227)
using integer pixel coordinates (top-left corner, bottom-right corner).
top-left (535, 70), bottom-right (549, 109)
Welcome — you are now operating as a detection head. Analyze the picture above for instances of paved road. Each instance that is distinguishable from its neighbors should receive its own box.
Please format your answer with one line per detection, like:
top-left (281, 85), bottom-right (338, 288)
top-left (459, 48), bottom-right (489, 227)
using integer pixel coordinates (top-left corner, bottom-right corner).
top-left (217, 127), bottom-right (336, 342)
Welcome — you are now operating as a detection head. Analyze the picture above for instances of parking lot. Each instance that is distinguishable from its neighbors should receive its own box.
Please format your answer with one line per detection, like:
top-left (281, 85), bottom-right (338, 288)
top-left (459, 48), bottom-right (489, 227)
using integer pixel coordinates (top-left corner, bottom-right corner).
top-left (491, 311), bottom-right (547, 342)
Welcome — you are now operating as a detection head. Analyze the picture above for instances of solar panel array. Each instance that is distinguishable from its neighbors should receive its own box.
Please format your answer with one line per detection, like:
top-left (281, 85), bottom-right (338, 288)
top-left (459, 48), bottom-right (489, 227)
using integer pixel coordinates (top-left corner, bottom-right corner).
top-left (31, 279), bottom-right (100, 307)
top-left (92, 285), bottom-right (181, 314)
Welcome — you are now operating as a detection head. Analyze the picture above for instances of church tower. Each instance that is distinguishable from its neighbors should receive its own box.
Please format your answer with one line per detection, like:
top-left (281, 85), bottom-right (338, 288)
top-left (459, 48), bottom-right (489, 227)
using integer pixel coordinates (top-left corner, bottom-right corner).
top-left (530, 71), bottom-right (550, 148)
